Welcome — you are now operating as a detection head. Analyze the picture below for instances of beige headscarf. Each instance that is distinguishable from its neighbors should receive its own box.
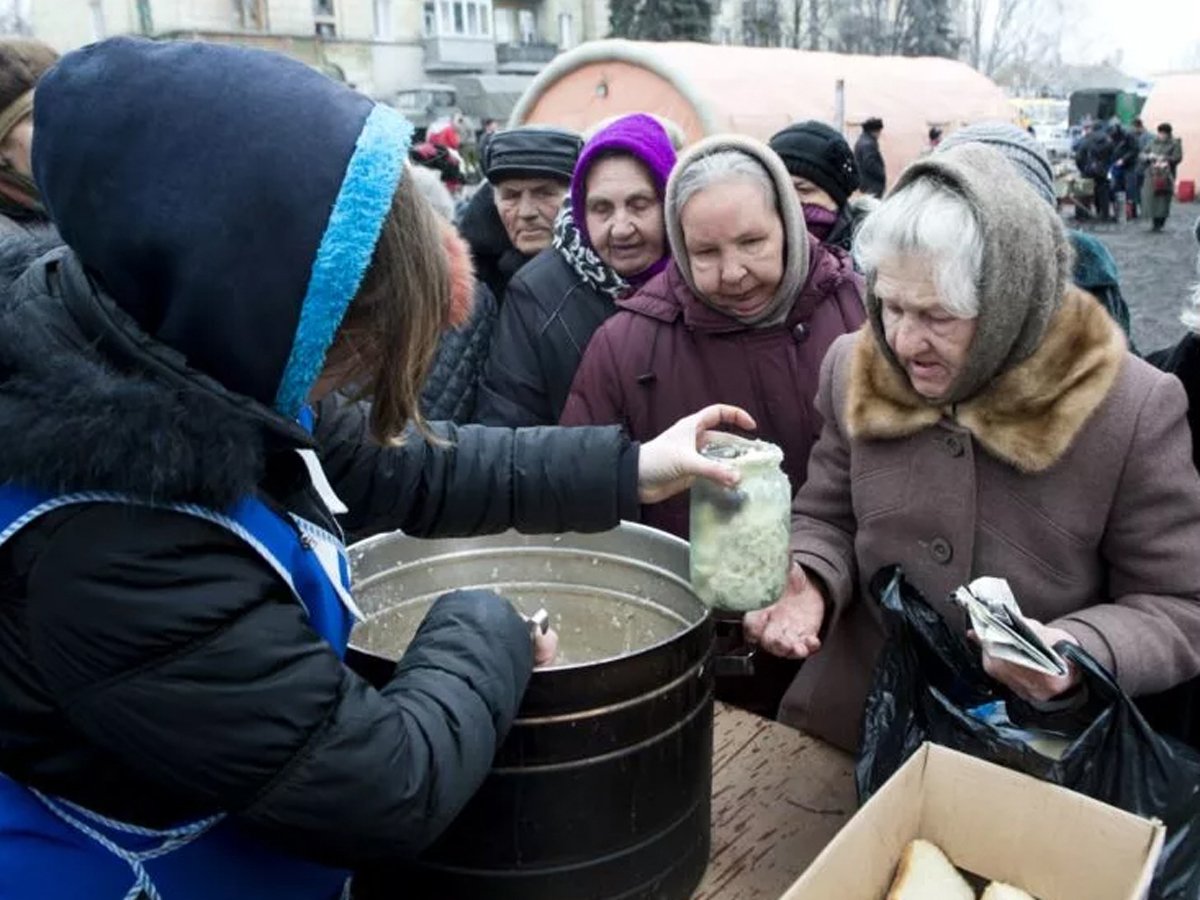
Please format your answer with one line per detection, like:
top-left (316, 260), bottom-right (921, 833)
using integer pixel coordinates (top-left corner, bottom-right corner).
top-left (665, 134), bottom-right (810, 328)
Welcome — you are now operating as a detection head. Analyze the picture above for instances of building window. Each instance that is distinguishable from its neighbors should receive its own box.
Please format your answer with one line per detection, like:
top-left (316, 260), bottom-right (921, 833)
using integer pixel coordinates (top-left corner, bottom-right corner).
top-left (494, 6), bottom-right (514, 42)
top-left (517, 8), bottom-right (536, 43)
top-left (426, 1), bottom-right (494, 37)
top-left (314, 0), bottom-right (336, 15)
top-left (373, 0), bottom-right (392, 38)
top-left (557, 12), bottom-right (573, 48)
top-left (316, 21), bottom-right (337, 37)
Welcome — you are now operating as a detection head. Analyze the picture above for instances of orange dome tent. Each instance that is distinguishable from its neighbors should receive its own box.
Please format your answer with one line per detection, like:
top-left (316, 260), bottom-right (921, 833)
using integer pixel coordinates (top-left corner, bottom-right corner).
top-left (1141, 72), bottom-right (1200, 192)
top-left (510, 40), bottom-right (1015, 189)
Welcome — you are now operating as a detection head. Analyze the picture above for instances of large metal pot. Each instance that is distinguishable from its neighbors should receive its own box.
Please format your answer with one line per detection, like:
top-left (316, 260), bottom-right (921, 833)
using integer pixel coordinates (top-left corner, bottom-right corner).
top-left (346, 524), bottom-right (714, 900)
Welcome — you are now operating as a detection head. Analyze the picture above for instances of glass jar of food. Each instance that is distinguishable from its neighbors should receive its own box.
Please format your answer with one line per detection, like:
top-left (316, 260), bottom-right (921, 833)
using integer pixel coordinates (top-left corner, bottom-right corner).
top-left (689, 434), bottom-right (791, 613)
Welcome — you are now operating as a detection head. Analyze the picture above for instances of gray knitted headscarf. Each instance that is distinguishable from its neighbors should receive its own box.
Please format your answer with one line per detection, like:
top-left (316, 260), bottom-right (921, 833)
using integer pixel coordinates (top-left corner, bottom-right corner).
top-left (665, 134), bottom-right (810, 328)
top-left (866, 143), bottom-right (1072, 405)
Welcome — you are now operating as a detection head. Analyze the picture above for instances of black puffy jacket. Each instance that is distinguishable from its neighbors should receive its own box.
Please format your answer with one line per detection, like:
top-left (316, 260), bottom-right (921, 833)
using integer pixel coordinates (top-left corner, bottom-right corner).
top-left (457, 184), bottom-right (531, 302)
top-left (474, 248), bottom-right (618, 426)
top-left (419, 282), bottom-right (498, 423)
top-left (0, 240), bottom-right (639, 868)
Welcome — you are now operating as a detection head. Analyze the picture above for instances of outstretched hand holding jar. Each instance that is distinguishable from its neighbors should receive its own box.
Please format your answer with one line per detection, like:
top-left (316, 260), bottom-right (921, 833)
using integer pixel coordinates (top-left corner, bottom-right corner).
top-left (743, 563), bottom-right (827, 659)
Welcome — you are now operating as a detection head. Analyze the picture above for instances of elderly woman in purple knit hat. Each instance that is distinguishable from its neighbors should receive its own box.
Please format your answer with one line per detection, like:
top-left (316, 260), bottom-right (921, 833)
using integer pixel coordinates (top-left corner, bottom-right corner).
top-left (475, 113), bottom-right (678, 426)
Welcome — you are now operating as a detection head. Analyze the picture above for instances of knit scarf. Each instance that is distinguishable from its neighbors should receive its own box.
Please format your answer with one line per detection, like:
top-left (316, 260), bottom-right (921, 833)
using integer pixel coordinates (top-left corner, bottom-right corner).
top-left (553, 204), bottom-right (632, 301)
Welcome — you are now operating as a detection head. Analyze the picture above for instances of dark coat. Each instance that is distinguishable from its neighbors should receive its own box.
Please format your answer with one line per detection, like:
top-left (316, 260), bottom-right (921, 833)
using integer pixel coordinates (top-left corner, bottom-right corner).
top-left (854, 132), bottom-right (886, 198)
top-left (561, 239), bottom-right (865, 538)
top-left (0, 238), bottom-right (639, 867)
top-left (1069, 230), bottom-right (1136, 354)
top-left (475, 247), bottom-right (617, 426)
top-left (419, 282), bottom-right (498, 423)
top-left (457, 183), bottom-right (531, 302)
top-left (825, 196), bottom-right (877, 255)
top-left (1150, 331), bottom-right (1200, 475)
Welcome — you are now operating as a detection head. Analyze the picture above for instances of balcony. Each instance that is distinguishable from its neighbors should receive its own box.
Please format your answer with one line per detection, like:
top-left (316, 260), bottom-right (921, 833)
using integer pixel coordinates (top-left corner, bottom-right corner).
top-left (422, 34), bottom-right (497, 72)
top-left (496, 40), bottom-right (557, 66)
top-left (495, 40), bottom-right (557, 73)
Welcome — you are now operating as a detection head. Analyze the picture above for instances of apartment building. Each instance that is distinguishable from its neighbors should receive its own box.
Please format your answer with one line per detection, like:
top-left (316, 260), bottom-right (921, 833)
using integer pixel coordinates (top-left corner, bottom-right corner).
top-left (17, 0), bottom-right (604, 99)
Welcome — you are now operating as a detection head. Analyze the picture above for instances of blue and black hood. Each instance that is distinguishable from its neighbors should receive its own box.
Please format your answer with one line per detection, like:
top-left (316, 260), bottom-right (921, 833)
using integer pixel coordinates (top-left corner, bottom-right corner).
top-left (32, 37), bottom-right (414, 418)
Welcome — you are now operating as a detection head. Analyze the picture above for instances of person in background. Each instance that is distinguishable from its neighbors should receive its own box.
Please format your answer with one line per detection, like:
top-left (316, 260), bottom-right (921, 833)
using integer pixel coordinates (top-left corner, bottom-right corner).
top-left (561, 135), bottom-right (864, 719)
top-left (0, 37), bottom-right (58, 239)
top-left (854, 117), bottom-right (886, 198)
top-left (1149, 217), bottom-right (1200, 469)
top-left (1075, 121), bottom-right (1114, 222)
top-left (769, 120), bottom-right (874, 254)
top-left (1144, 122), bottom-right (1184, 233)
top-left (456, 125), bottom-right (581, 301)
top-left (926, 126), bottom-right (943, 154)
top-left (938, 123), bottom-right (1137, 353)
top-left (747, 145), bottom-right (1200, 753)
top-left (1109, 123), bottom-right (1139, 221)
top-left (476, 114), bottom-right (676, 426)
top-left (0, 38), bottom-right (748, 898)
top-left (1129, 118), bottom-right (1153, 220)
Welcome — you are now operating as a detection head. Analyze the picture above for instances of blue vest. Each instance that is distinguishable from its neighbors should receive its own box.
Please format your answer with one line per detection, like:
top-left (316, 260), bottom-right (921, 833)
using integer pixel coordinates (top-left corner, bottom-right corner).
top-left (0, 471), bottom-right (359, 899)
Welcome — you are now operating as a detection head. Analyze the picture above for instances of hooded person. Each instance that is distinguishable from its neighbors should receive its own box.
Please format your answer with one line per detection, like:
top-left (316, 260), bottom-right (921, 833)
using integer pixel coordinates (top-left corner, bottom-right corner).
top-left (740, 145), bottom-right (1200, 753)
top-left (457, 125), bottom-right (581, 302)
top-left (475, 113), bottom-right (677, 426)
top-left (0, 37), bottom-right (755, 899)
top-left (769, 119), bottom-right (875, 254)
top-left (561, 136), bottom-right (865, 718)
top-left (0, 37), bottom-right (58, 239)
top-left (937, 122), bottom-right (1137, 354)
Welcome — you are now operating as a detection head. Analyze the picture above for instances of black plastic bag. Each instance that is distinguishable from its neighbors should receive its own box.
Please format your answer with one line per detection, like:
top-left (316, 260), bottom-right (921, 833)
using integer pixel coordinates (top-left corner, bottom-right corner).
top-left (857, 567), bottom-right (1200, 900)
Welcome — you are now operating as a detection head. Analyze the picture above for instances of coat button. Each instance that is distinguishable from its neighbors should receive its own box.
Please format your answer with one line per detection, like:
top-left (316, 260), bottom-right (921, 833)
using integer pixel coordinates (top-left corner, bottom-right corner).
top-left (792, 323), bottom-right (809, 343)
top-left (929, 538), bottom-right (953, 564)
top-left (942, 435), bottom-right (965, 457)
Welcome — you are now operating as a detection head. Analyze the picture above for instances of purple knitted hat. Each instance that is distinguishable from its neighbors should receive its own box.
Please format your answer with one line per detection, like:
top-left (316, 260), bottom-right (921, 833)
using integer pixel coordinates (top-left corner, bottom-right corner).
top-left (570, 113), bottom-right (677, 253)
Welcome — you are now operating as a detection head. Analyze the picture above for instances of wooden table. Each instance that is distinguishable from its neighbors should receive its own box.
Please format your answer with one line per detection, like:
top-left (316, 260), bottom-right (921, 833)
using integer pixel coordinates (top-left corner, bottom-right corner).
top-left (695, 703), bottom-right (857, 899)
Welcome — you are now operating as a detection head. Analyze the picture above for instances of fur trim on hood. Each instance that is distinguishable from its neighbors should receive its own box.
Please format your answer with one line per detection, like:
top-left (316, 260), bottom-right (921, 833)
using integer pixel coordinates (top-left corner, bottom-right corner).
top-left (846, 287), bottom-right (1126, 472)
top-left (664, 134), bottom-right (809, 329)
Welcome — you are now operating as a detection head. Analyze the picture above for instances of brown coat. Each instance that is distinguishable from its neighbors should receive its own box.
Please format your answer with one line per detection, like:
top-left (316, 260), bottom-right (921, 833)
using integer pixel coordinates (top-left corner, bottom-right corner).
top-left (781, 288), bottom-right (1200, 752)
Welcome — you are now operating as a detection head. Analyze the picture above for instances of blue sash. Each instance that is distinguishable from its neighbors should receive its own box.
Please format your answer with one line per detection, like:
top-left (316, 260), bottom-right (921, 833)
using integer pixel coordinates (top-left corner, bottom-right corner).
top-left (0, 472), bottom-right (358, 899)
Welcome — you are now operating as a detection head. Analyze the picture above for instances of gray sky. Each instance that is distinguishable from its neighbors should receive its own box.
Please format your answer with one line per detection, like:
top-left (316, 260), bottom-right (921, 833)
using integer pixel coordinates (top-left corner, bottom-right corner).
top-left (1063, 0), bottom-right (1200, 77)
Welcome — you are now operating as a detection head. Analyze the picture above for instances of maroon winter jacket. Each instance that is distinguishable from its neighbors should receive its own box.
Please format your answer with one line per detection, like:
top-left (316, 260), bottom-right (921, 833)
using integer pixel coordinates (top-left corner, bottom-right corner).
top-left (561, 237), bottom-right (865, 538)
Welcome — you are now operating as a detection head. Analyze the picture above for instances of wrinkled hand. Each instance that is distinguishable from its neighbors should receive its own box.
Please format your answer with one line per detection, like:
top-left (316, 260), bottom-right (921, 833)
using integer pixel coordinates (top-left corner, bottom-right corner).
top-left (972, 621), bottom-right (1081, 703)
top-left (533, 627), bottom-right (559, 668)
top-left (637, 405), bottom-right (757, 504)
top-left (742, 564), bottom-right (826, 659)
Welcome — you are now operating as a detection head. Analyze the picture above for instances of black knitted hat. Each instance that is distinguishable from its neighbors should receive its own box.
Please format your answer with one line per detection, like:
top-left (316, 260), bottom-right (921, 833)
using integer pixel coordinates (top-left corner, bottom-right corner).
top-left (768, 120), bottom-right (859, 207)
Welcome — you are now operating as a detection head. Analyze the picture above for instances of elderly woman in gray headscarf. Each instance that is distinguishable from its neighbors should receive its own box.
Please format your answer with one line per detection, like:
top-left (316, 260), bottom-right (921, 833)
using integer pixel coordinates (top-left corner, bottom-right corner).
top-left (745, 145), bottom-right (1200, 753)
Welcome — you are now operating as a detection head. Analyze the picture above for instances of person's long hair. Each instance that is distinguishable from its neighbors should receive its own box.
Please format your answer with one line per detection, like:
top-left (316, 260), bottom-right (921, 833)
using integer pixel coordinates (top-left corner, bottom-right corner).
top-left (322, 171), bottom-right (450, 443)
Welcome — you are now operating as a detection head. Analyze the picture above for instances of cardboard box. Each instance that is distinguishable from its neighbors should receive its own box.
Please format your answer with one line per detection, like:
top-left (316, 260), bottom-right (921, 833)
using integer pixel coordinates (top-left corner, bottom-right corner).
top-left (782, 743), bottom-right (1165, 900)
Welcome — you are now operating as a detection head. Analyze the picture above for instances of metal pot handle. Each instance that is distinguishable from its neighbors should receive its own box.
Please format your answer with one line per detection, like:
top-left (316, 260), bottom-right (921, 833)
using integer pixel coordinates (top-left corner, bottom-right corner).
top-left (714, 644), bottom-right (757, 677)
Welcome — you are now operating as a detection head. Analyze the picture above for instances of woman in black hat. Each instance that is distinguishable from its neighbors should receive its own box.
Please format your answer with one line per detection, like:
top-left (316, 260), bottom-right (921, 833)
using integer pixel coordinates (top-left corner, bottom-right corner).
top-left (769, 120), bottom-right (876, 255)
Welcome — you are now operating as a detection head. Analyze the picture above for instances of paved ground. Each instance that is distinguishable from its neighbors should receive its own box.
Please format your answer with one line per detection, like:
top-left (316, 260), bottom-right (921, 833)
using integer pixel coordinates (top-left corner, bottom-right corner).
top-left (1069, 205), bottom-right (1200, 355)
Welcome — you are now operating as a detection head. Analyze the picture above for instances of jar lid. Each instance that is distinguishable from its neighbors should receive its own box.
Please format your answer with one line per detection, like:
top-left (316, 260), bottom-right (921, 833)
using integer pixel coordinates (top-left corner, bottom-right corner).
top-left (699, 433), bottom-right (784, 469)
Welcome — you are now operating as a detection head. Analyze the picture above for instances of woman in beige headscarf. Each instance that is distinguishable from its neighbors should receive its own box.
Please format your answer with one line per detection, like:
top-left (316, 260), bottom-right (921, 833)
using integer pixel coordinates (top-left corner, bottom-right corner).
top-left (0, 37), bottom-right (59, 238)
